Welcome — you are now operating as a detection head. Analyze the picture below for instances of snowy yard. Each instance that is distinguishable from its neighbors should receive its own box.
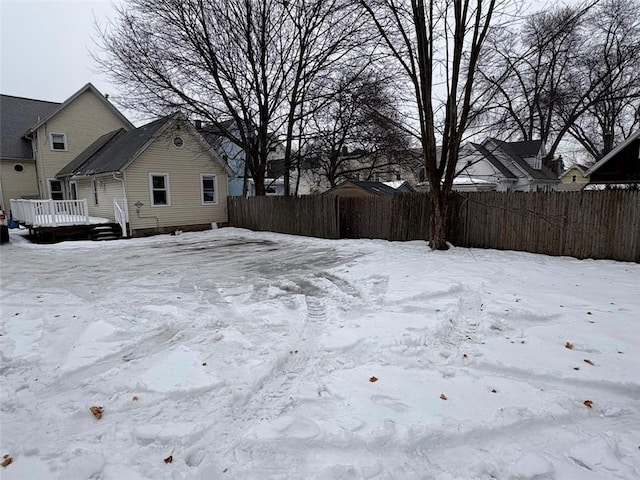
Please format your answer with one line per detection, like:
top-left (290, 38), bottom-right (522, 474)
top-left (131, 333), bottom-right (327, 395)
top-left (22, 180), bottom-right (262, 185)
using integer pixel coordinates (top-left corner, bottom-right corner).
top-left (1, 228), bottom-right (639, 480)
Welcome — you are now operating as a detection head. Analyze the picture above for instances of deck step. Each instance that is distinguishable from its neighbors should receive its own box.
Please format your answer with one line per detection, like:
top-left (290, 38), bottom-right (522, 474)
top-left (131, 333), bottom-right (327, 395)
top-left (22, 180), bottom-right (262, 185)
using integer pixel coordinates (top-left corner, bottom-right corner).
top-left (91, 223), bottom-right (122, 241)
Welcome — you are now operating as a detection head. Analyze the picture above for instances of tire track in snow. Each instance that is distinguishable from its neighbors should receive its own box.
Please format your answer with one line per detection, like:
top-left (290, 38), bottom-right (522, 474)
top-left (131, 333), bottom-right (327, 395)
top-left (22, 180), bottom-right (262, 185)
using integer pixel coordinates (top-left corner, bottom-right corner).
top-left (184, 294), bottom-right (330, 468)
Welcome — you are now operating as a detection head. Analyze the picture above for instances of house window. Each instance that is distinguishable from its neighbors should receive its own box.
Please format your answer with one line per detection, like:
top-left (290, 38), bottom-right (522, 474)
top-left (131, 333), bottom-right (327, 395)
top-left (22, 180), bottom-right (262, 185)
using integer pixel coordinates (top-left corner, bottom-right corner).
top-left (49, 133), bottom-right (68, 151)
top-left (200, 174), bottom-right (218, 204)
top-left (395, 170), bottom-right (401, 181)
top-left (92, 179), bottom-right (99, 205)
top-left (14, 164), bottom-right (24, 172)
top-left (173, 136), bottom-right (184, 148)
top-left (572, 175), bottom-right (577, 183)
top-left (149, 173), bottom-right (170, 206)
top-left (49, 179), bottom-right (63, 200)
top-left (418, 167), bottom-right (426, 183)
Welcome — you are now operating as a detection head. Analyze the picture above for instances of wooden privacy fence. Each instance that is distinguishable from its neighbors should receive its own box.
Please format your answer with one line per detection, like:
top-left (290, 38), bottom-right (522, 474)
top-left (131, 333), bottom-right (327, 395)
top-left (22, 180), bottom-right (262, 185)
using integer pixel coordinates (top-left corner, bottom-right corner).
top-left (228, 190), bottom-right (640, 262)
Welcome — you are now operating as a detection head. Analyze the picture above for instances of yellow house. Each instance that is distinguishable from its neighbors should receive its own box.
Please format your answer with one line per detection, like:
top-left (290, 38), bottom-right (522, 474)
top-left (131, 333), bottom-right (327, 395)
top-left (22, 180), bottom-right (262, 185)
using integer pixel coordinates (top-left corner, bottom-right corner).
top-left (4, 84), bottom-right (231, 239)
top-left (56, 112), bottom-right (232, 237)
top-left (558, 164), bottom-right (590, 191)
top-left (1, 84), bottom-right (132, 212)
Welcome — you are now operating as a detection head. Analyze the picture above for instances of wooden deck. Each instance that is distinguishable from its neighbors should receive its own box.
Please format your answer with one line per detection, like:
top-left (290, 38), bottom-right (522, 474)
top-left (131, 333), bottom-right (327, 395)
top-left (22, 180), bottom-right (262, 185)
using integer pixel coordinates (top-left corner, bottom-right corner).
top-left (10, 198), bottom-right (123, 243)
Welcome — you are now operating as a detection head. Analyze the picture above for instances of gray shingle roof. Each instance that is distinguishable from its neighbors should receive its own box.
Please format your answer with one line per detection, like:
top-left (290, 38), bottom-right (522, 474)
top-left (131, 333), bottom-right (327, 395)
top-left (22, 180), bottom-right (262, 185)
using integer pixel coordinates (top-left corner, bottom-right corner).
top-left (350, 181), bottom-right (398, 196)
top-left (470, 143), bottom-right (518, 179)
top-left (0, 94), bottom-right (60, 159)
top-left (490, 138), bottom-right (557, 181)
top-left (56, 116), bottom-right (171, 177)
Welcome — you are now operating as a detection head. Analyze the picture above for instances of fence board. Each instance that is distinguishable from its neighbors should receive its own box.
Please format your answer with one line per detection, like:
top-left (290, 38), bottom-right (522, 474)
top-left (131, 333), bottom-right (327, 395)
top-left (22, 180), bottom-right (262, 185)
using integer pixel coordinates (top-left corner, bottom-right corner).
top-left (228, 191), bottom-right (640, 262)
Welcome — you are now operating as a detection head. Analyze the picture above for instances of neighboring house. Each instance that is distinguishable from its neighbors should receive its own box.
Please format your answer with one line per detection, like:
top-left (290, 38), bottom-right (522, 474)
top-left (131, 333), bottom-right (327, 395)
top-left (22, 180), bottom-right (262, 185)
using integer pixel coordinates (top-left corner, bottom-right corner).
top-left (196, 120), bottom-right (310, 196)
top-left (323, 180), bottom-right (403, 198)
top-left (458, 138), bottom-right (559, 192)
top-left (558, 164), bottom-right (590, 191)
top-left (586, 130), bottom-right (640, 185)
top-left (0, 84), bottom-right (132, 211)
top-left (55, 112), bottom-right (232, 237)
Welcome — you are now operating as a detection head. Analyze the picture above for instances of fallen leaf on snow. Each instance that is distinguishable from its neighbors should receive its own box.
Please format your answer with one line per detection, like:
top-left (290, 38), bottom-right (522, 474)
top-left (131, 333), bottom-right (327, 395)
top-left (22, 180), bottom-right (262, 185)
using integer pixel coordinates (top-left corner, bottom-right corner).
top-left (202, 362), bottom-right (207, 366)
top-left (573, 367), bottom-right (580, 371)
top-left (369, 376), bottom-right (378, 383)
top-left (584, 400), bottom-right (593, 408)
top-left (440, 393), bottom-right (448, 400)
top-left (1, 455), bottom-right (12, 468)
top-left (132, 396), bottom-right (139, 401)
top-left (584, 359), bottom-right (595, 366)
top-left (164, 455), bottom-right (173, 464)
top-left (565, 342), bottom-right (574, 350)
top-left (90, 406), bottom-right (104, 419)
top-left (491, 389), bottom-right (497, 393)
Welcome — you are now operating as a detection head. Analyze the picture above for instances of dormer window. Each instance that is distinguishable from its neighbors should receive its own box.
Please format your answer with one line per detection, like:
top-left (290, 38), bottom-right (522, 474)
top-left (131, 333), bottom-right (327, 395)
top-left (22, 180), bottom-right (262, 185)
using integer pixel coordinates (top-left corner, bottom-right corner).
top-left (49, 133), bottom-right (68, 151)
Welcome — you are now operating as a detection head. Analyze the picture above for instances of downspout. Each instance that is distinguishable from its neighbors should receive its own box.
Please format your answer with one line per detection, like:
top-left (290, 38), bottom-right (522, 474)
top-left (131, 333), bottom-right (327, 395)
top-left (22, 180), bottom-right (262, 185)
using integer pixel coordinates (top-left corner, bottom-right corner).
top-left (112, 173), bottom-right (132, 237)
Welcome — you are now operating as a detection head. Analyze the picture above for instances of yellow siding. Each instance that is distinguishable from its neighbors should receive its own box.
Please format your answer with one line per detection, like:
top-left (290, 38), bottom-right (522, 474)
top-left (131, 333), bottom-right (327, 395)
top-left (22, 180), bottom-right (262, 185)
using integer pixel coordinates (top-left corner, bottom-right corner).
top-left (559, 167), bottom-right (589, 191)
top-left (124, 128), bottom-right (228, 232)
top-left (76, 176), bottom-right (125, 220)
top-left (1, 160), bottom-right (39, 212)
top-left (34, 90), bottom-right (130, 196)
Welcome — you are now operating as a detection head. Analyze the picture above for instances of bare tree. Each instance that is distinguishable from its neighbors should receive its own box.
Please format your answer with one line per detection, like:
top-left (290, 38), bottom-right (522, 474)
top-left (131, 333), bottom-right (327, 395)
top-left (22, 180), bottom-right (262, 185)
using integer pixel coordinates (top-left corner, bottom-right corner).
top-left (358, 0), bottom-right (504, 249)
top-left (568, 0), bottom-right (640, 160)
top-left (477, 0), bottom-right (640, 166)
top-left (303, 68), bottom-right (410, 188)
top-left (96, 0), bottom-right (367, 195)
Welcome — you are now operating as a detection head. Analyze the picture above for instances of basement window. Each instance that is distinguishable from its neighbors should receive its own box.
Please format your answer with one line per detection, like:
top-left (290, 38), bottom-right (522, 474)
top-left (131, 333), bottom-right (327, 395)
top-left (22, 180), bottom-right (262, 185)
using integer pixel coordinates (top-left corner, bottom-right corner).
top-left (49, 133), bottom-right (68, 151)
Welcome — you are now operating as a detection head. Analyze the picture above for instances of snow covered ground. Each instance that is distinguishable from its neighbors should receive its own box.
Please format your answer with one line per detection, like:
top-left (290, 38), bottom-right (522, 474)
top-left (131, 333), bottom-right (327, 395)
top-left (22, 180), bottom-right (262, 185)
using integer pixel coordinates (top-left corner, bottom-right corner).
top-left (1, 228), bottom-right (639, 480)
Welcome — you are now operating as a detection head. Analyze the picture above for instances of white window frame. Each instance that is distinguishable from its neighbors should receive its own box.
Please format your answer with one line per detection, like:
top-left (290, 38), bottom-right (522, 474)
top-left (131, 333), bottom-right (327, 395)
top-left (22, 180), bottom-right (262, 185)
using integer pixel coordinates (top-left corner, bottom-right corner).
top-left (49, 132), bottom-right (68, 151)
top-left (48, 178), bottom-right (64, 200)
top-left (149, 173), bottom-right (171, 206)
top-left (200, 174), bottom-right (218, 205)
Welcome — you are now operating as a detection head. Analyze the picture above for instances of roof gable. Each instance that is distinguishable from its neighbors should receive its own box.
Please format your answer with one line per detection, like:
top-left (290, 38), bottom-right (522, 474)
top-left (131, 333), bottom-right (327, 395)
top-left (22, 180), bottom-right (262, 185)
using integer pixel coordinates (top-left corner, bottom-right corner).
top-left (470, 143), bottom-right (518, 180)
top-left (0, 94), bottom-right (60, 159)
top-left (26, 83), bottom-right (133, 134)
top-left (484, 138), bottom-right (557, 181)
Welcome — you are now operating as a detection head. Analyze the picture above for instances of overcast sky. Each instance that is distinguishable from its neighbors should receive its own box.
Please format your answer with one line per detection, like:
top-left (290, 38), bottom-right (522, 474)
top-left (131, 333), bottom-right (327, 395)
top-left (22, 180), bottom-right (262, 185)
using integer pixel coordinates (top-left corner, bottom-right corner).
top-left (1, 0), bottom-right (121, 101)
top-left (1, 0), bottom-right (566, 123)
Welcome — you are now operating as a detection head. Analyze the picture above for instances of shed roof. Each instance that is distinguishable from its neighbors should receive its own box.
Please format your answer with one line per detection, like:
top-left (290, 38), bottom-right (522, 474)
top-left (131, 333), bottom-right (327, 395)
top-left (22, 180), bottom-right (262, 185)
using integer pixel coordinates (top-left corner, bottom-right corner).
top-left (325, 180), bottom-right (399, 197)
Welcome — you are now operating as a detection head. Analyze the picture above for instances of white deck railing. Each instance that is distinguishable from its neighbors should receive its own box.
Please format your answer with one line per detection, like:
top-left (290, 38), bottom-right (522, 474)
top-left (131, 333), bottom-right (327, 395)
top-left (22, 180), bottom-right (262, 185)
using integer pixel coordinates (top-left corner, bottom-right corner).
top-left (114, 198), bottom-right (128, 238)
top-left (10, 199), bottom-right (90, 227)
